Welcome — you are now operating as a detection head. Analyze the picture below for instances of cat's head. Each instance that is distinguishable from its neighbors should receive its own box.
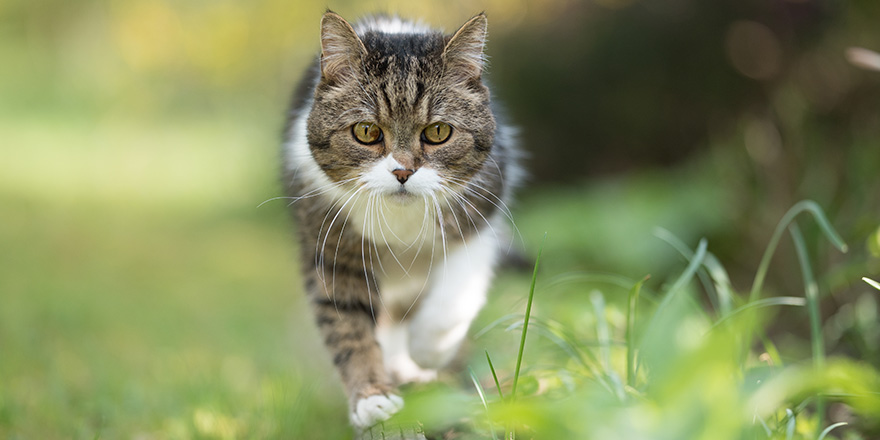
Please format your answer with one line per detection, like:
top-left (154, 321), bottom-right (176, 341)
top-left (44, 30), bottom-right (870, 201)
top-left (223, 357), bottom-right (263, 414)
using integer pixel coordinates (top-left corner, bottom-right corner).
top-left (305, 12), bottom-right (496, 204)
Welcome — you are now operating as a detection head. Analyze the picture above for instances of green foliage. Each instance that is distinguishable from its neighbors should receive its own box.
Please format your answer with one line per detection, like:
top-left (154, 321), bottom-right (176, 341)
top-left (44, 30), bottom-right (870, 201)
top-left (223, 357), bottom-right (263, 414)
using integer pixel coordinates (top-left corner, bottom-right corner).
top-left (391, 202), bottom-right (880, 439)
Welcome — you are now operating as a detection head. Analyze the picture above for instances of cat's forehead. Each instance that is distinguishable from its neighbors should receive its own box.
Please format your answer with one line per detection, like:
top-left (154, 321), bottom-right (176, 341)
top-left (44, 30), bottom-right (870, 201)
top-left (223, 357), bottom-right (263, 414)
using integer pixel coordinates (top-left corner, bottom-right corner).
top-left (359, 31), bottom-right (446, 66)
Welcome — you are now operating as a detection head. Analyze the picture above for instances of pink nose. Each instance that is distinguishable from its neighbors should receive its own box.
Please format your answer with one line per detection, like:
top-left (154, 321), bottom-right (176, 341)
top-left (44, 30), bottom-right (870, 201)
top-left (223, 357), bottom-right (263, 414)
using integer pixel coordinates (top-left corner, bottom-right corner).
top-left (392, 168), bottom-right (414, 184)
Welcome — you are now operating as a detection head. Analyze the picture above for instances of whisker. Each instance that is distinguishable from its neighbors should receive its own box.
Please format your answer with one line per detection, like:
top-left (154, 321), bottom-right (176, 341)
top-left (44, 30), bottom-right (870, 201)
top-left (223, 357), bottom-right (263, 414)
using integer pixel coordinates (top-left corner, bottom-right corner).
top-left (331, 187), bottom-right (366, 306)
top-left (430, 193), bottom-right (449, 278)
top-left (318, 185), bottom-right (365, 299)
top-left (377, 196), bottom-right (407, 246)
top-left (400, 194), bottom-right (436, 322)
top-left (368, 194), bottom-right (390, 280)
top-left (315, 185), bottom-right (358, 286)
top-left (444, 175), bottom-right (523, 250)
top-left (406, 195), bottom-right (434, 272)
top-left (259, 177), bottom-right (359, 209)
top-left (442, 192), bottom-right (471, 263)
top-left (487, 155), bottom-right (506, 188)
top-left (375, 197), bottom-right (410, 275)
top-left (359, 192), bottom-right (389, 322)
top-left (445, 175), bottom-right (515, 219)
top-left (444, 187), bottom-right (498, 241)
top-left (359, 193), bottom-right (375, 322)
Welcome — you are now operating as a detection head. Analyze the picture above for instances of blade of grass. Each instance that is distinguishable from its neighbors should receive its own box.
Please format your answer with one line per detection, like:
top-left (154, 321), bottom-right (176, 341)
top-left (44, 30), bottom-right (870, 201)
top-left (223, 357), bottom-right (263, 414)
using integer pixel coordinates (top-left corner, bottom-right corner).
top-left (591, 290), bottom-right (625, 400)
top-left (789, 224), bottom-right (824, 367)
top-left (702, 252), bottom-right (735, 318)
top-left (474, 313), bottom-right (525, 339)
top-left (470, 367), bottom-right (490, 410)
top-left (864, 277), bottom-right (880, 291)
top-left (749, 200), bottom-right (848, 304)
top-left (626, 276), bottom-right (647, 388)
top-left (654, 228), bottom-right (720, 312)
top-left (542, 273), bottom-right (639, 293)
top-left (744, 201), bottom-right (846, 371)
top-left (641, 238), bottom-right (707, 347)
top-left (710, 296), bottom-right (806, 329)
top-left (469, 366), bottom-right (500, 440)
top-left (784, 409), bottom-right (796, 440)
top-left (591, 291), bottom-right (611, 372)
top-left (817, 422), bottom-right (847, 440)
top-left (654, 227), bottom-right (734, 317)
top-left (511, 233), bottom-right (546, 401)
top-left (636, 238), bottom-right (706, 377)
top-left (485, 351), bottom-right (504, 401)
top-left (657, 238), bottom-right (708, 313)
top-left (790, 223), bottom-right (826, 433)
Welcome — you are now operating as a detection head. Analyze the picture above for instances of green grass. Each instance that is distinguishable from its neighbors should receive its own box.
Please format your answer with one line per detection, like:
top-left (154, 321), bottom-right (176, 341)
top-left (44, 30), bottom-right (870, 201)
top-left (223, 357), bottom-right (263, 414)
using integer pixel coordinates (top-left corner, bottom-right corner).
top-left (2, 111), bottom-right (879, 439)
top-left (391, 202), bottom-right (880, 439)
top-left (0, 113), bottom-right (356, 439)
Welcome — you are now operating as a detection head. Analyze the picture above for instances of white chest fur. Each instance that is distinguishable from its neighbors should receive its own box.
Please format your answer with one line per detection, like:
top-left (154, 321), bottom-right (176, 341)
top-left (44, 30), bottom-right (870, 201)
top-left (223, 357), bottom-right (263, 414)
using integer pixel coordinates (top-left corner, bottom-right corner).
top-left (347, 195), bottom-right (438, 251)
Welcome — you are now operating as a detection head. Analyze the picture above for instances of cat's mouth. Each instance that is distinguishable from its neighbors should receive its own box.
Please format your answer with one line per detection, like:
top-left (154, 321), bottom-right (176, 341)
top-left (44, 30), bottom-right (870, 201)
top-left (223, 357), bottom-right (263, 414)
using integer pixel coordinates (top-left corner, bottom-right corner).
top-left (385, 186), bottom-right (418, 204)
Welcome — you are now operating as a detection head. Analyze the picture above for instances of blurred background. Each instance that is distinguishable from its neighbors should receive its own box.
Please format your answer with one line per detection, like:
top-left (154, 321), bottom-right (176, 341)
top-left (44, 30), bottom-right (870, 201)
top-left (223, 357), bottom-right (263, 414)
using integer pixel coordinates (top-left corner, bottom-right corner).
top-left (1, 0), bottom-right (879, 437)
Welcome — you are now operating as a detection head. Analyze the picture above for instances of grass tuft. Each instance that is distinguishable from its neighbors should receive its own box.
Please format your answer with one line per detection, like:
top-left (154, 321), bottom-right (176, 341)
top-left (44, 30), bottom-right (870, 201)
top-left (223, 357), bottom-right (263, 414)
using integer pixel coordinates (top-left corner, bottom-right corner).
top-left (510, 233), bottom-right (546, 401)
top-left (393, 200), bottom-right (880, 439)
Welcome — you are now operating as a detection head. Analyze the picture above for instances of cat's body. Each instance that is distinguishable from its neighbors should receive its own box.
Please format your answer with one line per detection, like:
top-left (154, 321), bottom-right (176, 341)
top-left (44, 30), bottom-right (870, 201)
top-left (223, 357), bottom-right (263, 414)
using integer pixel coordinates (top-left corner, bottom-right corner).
top-left (282, 12), bottom-right (522, 429)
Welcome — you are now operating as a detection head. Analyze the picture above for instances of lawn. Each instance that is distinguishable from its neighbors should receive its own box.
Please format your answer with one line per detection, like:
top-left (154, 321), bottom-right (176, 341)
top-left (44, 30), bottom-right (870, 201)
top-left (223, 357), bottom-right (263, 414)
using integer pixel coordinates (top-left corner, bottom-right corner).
top-left (0, 113), bottom-right (354, 438)
top-left (2, 109), bottom-right (879, 439)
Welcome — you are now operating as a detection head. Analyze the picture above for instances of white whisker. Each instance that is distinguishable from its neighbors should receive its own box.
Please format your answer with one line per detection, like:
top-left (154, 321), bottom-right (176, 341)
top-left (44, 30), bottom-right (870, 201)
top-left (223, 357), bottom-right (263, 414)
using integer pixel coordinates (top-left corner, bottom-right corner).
top-left (318, 185), bottom-right (365, 298)
top-left (444, 175), bottom-right (523, 250)
top-left (400, 194), bottom-right (437, 322)
top-left (258, 176), bottom-right (360, 208)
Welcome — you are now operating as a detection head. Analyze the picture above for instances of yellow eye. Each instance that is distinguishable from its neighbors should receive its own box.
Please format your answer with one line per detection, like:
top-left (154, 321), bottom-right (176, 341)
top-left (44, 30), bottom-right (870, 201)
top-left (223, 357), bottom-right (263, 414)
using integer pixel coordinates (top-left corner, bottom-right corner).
top-left (422, 122), bottom-right (452, 144)
top-left (352, 122), bottom-right (383, 145)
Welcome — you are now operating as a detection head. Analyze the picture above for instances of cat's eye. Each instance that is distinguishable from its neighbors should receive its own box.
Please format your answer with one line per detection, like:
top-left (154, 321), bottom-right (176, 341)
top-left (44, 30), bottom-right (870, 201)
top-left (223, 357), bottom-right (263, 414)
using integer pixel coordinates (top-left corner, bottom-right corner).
top-left (352, 122), bottom-right (383, 145)
top-left (422, 122), bottom-right (452, 145)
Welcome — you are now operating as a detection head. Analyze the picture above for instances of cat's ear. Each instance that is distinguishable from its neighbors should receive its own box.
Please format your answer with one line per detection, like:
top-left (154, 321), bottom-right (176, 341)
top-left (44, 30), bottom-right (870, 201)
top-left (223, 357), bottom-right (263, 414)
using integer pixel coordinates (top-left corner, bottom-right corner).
top-left (320, 12), bottom-right (367, 83)
top-left (443, 13), bottom-right (488, 82)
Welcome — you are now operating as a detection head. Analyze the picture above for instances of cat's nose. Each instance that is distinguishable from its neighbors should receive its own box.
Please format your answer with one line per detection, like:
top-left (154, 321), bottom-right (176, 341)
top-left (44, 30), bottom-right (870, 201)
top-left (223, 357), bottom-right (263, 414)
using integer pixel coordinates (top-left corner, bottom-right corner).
top-left (392, 168), bottom-right (414, 184)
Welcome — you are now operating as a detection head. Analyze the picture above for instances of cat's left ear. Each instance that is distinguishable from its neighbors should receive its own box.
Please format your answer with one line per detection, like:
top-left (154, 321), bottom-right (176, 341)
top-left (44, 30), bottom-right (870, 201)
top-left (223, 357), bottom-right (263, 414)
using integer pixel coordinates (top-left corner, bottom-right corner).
top-left (444, 13), bottom-right (488, 82)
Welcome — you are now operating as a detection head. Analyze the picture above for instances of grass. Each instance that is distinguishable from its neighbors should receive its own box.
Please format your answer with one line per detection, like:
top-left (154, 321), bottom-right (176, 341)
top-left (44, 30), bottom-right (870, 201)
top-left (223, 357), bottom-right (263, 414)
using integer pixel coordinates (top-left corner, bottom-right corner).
top-left (391, 201), bottom-right (880, 439)
top-left (0, 112), bottom-right (357, 439)
top-left (2, 110), bottom-right (879, 439)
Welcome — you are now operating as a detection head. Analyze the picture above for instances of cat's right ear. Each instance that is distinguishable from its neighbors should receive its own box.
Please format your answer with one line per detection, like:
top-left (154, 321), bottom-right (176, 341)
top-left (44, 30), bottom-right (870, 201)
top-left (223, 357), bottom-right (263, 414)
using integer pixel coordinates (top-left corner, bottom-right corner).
top-left (320, 12), bottom-right (367, 84)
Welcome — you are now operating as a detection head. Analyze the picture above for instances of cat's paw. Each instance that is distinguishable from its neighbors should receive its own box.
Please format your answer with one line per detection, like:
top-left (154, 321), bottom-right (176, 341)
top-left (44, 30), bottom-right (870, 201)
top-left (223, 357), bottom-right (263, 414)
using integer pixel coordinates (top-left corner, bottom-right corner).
top-left (350, 394), bottom-right (404, 429)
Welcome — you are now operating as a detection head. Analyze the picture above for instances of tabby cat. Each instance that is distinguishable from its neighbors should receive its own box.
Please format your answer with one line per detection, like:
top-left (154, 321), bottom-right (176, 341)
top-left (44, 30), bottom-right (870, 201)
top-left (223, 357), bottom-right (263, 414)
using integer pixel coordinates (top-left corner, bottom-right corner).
top-left (281, 11), bottom-right (522, 429)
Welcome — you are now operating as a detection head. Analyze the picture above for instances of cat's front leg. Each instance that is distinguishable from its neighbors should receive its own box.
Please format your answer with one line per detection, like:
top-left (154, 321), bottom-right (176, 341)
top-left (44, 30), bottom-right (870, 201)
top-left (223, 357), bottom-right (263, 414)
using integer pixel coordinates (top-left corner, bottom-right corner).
top-left (408, 233), bottom-right (499, 369)
top-left (307, 272), bottom-right (402, 429)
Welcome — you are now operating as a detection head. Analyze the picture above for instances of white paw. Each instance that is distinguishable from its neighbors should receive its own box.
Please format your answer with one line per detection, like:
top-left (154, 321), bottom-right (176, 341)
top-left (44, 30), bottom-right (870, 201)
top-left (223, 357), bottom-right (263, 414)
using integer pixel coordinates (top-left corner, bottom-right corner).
top-left (350, 394), bottom-right (404, 429)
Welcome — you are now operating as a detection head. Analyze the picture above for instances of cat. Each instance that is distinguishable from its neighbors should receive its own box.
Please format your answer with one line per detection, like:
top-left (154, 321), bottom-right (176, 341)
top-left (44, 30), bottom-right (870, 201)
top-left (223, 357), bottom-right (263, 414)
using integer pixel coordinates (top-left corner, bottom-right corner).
top-left (281, 11), bottom-right (522, 430)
